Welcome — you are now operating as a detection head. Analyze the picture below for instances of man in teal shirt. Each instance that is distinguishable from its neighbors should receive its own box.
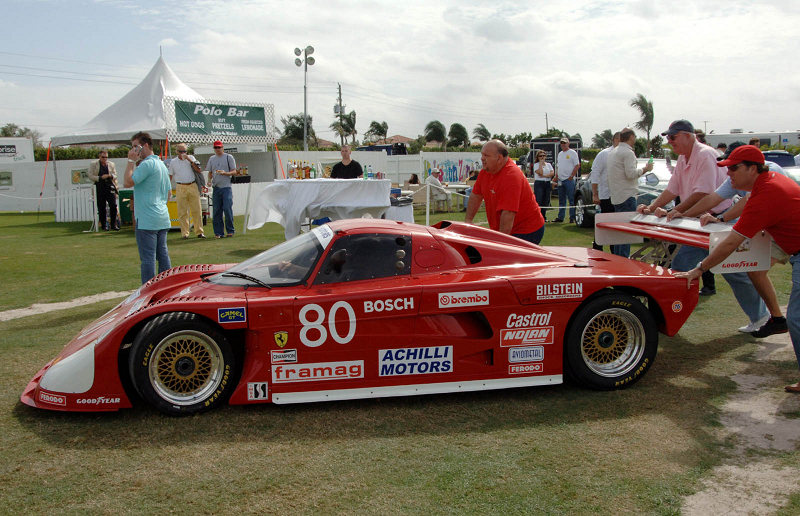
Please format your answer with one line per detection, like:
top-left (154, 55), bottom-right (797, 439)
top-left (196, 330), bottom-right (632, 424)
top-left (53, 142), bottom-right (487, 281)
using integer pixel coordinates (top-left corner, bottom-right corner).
top-left (123, 131), bottom-right (172, 283)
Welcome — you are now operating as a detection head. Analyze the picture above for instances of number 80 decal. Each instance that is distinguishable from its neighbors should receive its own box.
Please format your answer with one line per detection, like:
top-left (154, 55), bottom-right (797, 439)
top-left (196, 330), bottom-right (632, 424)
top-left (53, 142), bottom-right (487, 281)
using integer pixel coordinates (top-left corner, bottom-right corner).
top-left (299, 301), bottom-right (357, 347)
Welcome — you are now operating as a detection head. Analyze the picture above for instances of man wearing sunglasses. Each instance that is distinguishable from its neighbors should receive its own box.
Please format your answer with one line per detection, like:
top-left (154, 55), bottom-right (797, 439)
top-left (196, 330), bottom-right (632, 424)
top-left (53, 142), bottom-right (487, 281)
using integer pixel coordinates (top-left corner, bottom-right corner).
top-left (168, 143), bottom-right (206, 239)
top-left (87, 151), bottom-right (119, 231)
top-left (675, 146), bottom-right (800, 393)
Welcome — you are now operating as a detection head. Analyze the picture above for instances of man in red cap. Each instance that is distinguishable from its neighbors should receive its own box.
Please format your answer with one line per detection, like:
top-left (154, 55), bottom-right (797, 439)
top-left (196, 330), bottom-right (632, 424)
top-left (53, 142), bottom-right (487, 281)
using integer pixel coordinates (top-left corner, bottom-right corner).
top-left (675, 145), bottom-right (800, 393)
top-left (205, 140), bottom-right (238, 238)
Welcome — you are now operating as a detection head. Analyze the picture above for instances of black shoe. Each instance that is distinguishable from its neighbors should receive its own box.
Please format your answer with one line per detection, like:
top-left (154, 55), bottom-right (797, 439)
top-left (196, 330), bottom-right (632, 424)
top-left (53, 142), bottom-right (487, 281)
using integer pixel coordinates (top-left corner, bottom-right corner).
top-left (553, 218), bottom-right (564, 223)
top-left (751, 316), bottom-right (788, 338)
top-left (699, 286), bottom-right (716, 296)
top-left (569, 219), bottom-right (576, 223)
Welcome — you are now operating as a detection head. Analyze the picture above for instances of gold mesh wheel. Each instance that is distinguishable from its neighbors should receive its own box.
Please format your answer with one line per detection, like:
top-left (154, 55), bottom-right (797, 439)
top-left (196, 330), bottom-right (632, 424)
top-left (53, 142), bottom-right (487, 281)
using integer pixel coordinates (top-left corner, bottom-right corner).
top-left (580, 308), bottom-right (645, 377)
top-left (148, 330), bottom-right (224, 406)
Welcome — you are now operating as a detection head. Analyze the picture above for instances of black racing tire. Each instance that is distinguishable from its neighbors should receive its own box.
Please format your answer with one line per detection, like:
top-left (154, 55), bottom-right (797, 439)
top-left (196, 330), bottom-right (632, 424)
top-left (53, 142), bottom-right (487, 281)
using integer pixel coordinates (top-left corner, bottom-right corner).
top-left (565, 293), bottom-right (657, 390)
top-left (128, 312), bottom-right (236, 416)
top-left (574, 194), bottom-right (594, 228)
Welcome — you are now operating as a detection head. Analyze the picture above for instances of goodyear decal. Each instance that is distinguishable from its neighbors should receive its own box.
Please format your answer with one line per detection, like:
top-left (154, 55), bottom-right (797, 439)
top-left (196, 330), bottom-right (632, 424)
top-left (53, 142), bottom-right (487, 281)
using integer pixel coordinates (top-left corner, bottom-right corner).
top-left (218, 307), bottom-right (246, 323)
top-left (247, 382), bottom-right (269, 401)
top-left (274, 331), bottom-right (289, 347)
top-left (379, 346), bottom-right (453, 376)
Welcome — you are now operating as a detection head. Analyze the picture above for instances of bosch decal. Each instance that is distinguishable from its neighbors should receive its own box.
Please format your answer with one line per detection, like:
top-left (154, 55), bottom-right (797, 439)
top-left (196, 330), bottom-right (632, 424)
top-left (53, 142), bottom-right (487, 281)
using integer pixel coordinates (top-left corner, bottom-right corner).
top-left (536, 283), bottom-right (583, 300)
top-left (364, 297), bottom-right (414, 313)
top-left (438, 290), bottom-right (489, 308)
top-left (247, 382), bottom-right (269, 400)
top-left (506, 312), bottom-right (552, 328)
top-left (38, 390), bottom-right (66, 406)
top-left (500, 327), bottom-right (554, 346)
top-left (508, 346), bottom-right (544, 363)
top-left (379, 346), bottom-right (453, 376)
top-left (218, 307), bottom-right (246, 323)
top-left (272, 360), bottom-right (364, 383)
top-left (274, 331), bottom-right (289, 348)
top-left (76, 396), bottom-right (121, 405)
top-left (271, 349), bottom-right (297, 364)
top-left (509, 363), bottom-right (544, 375)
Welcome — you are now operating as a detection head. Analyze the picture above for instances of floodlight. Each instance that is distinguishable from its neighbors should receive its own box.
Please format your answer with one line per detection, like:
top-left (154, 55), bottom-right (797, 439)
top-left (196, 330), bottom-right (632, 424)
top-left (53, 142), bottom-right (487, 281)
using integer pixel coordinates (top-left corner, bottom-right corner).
top-left (294, 48), bottom-right (302, 56)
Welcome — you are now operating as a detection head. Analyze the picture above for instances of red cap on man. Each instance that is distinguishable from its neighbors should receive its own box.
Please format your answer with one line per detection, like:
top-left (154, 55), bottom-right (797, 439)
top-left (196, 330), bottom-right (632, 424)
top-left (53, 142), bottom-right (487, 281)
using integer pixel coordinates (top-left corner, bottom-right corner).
top-left (213, 140), bottom-right (223, 148)
top-left (717, 145), bottom-right (764, 167)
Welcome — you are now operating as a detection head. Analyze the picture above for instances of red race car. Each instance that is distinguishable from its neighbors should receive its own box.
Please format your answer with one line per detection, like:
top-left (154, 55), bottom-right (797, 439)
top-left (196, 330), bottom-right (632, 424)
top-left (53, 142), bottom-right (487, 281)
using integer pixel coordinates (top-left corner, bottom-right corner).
top-left (22, 219), bottom-right (698, 416)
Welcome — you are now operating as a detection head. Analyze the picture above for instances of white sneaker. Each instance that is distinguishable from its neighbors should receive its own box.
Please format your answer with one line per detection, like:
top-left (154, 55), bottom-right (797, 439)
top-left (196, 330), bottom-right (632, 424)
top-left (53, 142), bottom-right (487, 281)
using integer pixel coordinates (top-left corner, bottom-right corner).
top-left (738, 314), bottom-right (769, 333)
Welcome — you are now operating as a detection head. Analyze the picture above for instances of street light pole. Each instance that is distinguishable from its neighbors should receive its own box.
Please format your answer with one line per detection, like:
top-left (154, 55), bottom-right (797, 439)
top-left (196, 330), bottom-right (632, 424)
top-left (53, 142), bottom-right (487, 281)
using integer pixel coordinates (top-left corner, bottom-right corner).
top-left (294, 46), bottom-right (315, 152)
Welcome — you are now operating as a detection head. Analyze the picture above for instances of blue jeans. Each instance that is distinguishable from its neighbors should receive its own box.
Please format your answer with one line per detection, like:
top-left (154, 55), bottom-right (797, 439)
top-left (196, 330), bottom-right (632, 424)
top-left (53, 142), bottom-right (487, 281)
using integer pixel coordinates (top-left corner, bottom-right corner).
top-left (463, 187), bottom-right (472, 210)
top-left (612, 196), bottom-right (637, 258)
top-left (513, 226), bottom-right (545, 245)
top-left (673, 244), bottom-right (767, 324)
top-left (212, 186), bottom-right (235, 237)
top-left (533, 181), bottom-right (551, 220)
top-left (557, 179), bottom-right (575, 221)
top-left (135, 227), bottom-right (170, 284)
top-left (788, 254), bottom-right (800, 369)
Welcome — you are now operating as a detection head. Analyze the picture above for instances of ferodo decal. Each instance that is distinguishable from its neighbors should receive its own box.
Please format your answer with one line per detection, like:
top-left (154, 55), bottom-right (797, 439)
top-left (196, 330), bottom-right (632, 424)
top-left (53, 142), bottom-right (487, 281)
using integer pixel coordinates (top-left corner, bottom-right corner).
top-left (379, 346), bottom-right (452, 376)
top-left (506, 312), bottom-right (552, 328)
top-left (536, 283), bottom-right (583, 300)
top-left (274, 331), bottom-right (288, 348)
top-left (438, 290), bottom-right (489, 308)
top-left (271, 349), bottom-right (297, 364)
top-left (509, 363), bottom-right (544, 375)
top-left (299, 302), bottom-right (356, 347)
top-left (247, 382), bottom-right (269, 401)
top-left (76, 396), bottom-right (121, 405)
top-left (38, 390), bottom-right (66, 406)
top-left (508, 346), bottom-right (544, 363)
top-left (364, 296), bottom-right (414, 313)
top-left (500, 327), bottom-right (554, 346)
top-left (272, 361), bottom-right (364, 383)
top-left (218, 307), bottom-right (246, 323)
top-left (672, 301), bottom-right (683, 313)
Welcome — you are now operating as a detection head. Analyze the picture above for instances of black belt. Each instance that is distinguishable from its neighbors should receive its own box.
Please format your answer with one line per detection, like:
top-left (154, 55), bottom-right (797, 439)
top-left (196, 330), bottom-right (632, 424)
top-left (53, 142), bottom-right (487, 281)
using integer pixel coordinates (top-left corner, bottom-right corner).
top-left (177, 181), bottom-right (195, 185)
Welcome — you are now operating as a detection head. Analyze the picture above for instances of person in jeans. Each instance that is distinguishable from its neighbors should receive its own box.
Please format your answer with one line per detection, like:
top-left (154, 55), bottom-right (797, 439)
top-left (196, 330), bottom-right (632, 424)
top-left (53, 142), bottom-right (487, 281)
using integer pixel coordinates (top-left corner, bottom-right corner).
top-left (607, 128), bottom-right (653, 257)
top-left (675, 145), bottom-right (800, 393)
top-left (123, 131), bottom-right (171, 283)
top-left (554, 137), bottom-right (579, 222)
top-left (206, 140), bottom-right (237, 238)
top-left (531, 150), bottom-right (554, 222)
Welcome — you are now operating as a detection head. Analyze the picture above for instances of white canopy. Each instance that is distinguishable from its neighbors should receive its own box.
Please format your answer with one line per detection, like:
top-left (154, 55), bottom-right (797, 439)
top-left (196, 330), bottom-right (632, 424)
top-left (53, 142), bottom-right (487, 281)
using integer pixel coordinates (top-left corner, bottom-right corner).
top-left (51, 57), bottom-right (203, 146)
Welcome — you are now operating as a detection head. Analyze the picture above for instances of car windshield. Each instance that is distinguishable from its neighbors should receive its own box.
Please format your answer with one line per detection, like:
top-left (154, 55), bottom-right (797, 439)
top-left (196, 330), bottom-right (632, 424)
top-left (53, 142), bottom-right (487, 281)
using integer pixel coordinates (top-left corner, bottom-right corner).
top-left (209, 226), bottom-right (330, 287)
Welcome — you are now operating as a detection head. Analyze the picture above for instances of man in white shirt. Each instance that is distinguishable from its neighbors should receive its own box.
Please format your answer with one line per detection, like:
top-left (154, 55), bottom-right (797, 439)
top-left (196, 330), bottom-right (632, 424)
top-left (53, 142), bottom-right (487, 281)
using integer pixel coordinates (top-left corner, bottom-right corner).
top-left (168, 143), bottom-right (206, 239)
top-left (555, 137), bottom-right (579, 223)
top-left (590, 131), bottom-right (620, 251)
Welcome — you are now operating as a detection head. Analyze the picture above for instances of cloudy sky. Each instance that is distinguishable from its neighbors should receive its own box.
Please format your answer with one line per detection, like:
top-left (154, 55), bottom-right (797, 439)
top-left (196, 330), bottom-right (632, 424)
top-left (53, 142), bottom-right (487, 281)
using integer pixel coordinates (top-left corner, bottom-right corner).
top-left (3, 0), bottom-right (799, 145)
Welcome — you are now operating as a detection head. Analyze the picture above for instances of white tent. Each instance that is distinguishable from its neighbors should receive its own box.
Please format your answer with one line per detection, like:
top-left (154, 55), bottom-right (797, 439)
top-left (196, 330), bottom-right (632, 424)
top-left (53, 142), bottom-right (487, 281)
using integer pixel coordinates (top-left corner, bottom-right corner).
top-left (51, 56), bottom-right (203, 146)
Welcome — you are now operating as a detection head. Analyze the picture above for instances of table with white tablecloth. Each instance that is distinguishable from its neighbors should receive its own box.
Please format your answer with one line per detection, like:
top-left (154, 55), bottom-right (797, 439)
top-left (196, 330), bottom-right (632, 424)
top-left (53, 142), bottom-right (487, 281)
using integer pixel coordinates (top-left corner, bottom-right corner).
top-left (247, 178), bottom-right (391, 239)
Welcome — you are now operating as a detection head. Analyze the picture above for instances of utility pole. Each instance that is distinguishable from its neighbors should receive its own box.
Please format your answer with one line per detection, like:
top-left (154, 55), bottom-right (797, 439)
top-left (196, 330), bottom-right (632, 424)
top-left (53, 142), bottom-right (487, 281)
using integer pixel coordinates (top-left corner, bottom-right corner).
top-left (545, 112), bottom-right (549, 133)
top-left (337, 83), bottom-right (344, 146)
top-left (703, 120), bottom-right (709, 133)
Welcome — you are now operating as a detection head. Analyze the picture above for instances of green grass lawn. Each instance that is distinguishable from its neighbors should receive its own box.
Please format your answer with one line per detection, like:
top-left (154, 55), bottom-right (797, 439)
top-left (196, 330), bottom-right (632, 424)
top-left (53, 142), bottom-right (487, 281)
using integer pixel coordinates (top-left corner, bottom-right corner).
top-left (1, 211), bottom-right (798, 514)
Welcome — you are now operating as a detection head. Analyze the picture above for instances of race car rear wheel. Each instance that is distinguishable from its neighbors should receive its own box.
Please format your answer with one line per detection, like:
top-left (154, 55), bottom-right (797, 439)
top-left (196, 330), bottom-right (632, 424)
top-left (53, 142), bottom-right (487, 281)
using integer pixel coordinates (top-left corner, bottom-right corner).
top-left (565, 294), bottom-right (657, 390)
top-left (129, 312), bottom-right (235, 415)
top-left (574, 194), bottom-right (594, 228)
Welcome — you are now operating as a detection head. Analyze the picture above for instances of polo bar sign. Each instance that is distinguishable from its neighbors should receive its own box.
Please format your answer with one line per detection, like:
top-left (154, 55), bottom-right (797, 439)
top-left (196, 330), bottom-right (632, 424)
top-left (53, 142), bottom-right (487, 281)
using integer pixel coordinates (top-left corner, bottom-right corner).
top-left (174, 100), bottom-right (267, 138)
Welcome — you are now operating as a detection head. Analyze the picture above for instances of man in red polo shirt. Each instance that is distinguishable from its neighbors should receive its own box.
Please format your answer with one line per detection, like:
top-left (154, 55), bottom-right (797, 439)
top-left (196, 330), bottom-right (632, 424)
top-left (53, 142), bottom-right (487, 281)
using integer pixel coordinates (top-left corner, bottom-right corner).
top-left (465, 139), bottom-right (545, 244)
top-left (675, 145), bottom-right (800, 393)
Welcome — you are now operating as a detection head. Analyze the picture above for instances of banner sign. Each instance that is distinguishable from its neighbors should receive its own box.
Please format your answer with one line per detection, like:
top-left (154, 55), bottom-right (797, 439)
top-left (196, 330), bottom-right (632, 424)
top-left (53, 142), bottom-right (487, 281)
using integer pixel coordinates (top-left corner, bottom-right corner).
top-left (174, 100), bottom-right (267, 138)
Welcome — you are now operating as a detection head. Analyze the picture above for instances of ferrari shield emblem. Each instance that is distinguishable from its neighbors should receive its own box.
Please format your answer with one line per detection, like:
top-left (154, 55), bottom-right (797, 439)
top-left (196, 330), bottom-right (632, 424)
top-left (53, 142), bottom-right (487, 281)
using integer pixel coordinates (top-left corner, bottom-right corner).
top-left (274, 331), bottom-right (288, 348)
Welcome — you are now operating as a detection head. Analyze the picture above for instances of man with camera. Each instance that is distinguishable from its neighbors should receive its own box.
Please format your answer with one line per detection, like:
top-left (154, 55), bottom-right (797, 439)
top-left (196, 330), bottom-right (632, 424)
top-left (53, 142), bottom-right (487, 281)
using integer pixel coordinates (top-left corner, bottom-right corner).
top-left (168, 143), bottom-right (206, 239)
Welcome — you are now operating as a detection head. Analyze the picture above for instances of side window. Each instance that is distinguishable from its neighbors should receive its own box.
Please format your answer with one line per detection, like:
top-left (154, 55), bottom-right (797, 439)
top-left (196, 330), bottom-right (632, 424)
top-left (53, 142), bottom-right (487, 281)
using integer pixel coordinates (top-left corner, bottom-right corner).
top-left (314, 233), bottom-right (412, 285)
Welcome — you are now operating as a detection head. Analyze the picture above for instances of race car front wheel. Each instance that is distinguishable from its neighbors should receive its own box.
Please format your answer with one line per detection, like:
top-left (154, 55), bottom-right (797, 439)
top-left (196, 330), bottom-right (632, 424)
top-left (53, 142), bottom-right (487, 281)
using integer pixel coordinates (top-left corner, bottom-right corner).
top-left (565, 293), bottom-right (657, 390)
top-left (129, 312), bottom-right (236, 415)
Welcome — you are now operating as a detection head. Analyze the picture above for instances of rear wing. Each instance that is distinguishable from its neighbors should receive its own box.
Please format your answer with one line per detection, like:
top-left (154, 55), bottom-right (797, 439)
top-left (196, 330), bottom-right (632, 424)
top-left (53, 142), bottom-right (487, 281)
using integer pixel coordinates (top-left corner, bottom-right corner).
top-left (594, 212), bottom-right (772, 273)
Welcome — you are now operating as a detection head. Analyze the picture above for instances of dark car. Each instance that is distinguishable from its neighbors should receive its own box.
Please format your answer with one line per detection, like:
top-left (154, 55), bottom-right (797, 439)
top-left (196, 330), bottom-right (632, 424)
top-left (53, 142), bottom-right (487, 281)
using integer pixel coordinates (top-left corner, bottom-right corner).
top-left (762, 150), bottom-right (797, 169)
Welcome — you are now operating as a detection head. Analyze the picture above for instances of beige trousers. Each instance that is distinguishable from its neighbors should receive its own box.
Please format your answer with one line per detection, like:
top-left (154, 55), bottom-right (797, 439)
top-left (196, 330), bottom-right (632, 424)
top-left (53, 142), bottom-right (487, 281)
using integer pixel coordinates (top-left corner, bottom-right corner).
top-left (176, 183), bottom-right (204, 237)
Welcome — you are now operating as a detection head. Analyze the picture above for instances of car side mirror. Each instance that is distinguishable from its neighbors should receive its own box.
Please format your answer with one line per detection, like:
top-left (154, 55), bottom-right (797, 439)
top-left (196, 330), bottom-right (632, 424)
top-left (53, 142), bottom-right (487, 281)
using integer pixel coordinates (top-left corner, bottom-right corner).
top-left (644, 172), bottom-right (659, 186)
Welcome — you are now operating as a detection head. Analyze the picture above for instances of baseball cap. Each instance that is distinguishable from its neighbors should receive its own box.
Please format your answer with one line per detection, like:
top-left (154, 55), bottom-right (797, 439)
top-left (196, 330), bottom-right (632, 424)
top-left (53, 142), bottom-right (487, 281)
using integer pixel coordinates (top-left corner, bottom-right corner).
top-left (213, 140), bottom-right (223, 148)
top-left (717, 145), bottom-right (764, 167)
top-left (661, 119), bottom-right (694, 136)
top-left (559, 137), bottom-right (569, 144)
top-left (717, 141), bottom-right (745, 161)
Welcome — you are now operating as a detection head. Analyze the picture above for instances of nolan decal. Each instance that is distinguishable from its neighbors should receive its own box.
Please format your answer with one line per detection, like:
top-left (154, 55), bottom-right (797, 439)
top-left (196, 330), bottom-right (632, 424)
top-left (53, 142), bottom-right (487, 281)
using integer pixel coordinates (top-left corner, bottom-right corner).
top-left (536, 283), bottom-right (583, 300)
top-left (364, 297), bottom-right (414, 313)
top-left (272, 360), bottom-right (364, 383)
top-left (274, 331), bottom-right (289, 348)
top-left (379, 346), bottom-right (453, 376)
top-left (500, 327), bottom-right (554, 346)
top-left (271, 349), bottom-right (297, 364)
top-left (509, 363), bottom-right (543, 375)
top-left (218, 307), bottom-right (246, 323)
top-left (438, 290), bottom-right (489, 308)
top-left (38, 390), bottom-right (66, 406)
top-left (76, 396), bottom-right (121, 405)
top-left (247, 382), bottom-right (269, 401)
top-left (508, 346), bottom-right (544, 363)
top-left (506, 311), bottom-right (553, 328)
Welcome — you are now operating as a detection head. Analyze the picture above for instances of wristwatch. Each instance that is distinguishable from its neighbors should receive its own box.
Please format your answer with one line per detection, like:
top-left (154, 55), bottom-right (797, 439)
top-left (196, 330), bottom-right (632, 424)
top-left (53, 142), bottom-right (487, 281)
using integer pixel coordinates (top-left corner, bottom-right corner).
top-left (697, 261), bottom-right (708, 273)
top-left (716, 214), bottom-right (725, 223)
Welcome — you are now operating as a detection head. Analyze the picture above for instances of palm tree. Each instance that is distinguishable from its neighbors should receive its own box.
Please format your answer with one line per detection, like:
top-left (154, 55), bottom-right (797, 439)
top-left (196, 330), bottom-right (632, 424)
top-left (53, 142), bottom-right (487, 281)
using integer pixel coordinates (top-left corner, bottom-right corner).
top-left (592, 129), bottom-right (614, 148)
top-left (329, 118), bottom-right (347, 146)
top-left (281, 113), bottom-right (316, 145)
top-left (366, 120), bottom-right (389, 143)
top-left (424, 120), bottom-right (447, 150)
top-left (341, 111), bottom-right (357, 145)
top-left (629, 93), bottom-right (654, 150)
top-left (448, 123), bottom-right (469, 148)
top-left (472, 123), bottom-right (491, 142)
